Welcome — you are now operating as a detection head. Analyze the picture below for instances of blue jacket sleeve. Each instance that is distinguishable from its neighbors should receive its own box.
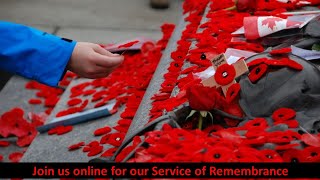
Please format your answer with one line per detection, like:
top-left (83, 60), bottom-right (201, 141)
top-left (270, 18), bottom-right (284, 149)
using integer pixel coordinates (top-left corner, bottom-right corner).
top-left (0, 21), bottom-right (76, 87)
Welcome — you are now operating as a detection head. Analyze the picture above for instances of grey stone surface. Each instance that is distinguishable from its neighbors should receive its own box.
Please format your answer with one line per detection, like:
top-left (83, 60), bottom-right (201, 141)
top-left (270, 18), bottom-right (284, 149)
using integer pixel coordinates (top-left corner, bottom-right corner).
top-left (21, 78), bottom-right (124, 162)
top-left (125, 16), bottom-right (188, 139)
top-left (57, 28), bottom-right (162, 44)
top-left (0, 76), bottom-right (46, 115)
top-left (0, 0), bottom-right (182, 31)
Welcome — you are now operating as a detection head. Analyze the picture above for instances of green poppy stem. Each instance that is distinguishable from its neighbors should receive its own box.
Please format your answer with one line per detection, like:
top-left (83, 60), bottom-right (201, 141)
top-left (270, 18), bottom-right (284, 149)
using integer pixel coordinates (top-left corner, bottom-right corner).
top-left (224, 5), bottom-right (237, 11)
top-left (198, 115), bottom-right (203, 130)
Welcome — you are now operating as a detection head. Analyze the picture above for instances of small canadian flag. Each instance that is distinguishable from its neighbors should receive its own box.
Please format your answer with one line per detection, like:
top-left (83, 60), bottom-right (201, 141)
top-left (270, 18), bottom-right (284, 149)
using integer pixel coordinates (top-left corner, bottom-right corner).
top-left (244, 16), bottom-right (302, 40)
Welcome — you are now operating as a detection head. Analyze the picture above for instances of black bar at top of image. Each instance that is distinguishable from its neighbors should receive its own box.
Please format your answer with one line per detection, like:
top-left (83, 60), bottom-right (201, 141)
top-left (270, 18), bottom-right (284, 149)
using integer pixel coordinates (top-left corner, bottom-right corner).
top-left (0, 163), bottom-right (319, 178)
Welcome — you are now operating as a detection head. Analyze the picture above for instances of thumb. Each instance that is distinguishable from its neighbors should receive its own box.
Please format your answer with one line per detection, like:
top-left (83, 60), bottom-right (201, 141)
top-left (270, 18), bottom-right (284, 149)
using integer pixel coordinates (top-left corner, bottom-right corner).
top-left (93, 44), bottom-right (120, 57)
top-left (94, 53), bottom-right (124, 68)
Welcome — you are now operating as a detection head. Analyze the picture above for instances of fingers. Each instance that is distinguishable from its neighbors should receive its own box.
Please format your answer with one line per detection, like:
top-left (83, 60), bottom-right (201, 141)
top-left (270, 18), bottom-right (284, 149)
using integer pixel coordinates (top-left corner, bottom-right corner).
top-left (87, 71), bottom-right (113, 79)
top-left (93, 53), bottom-right (124, 68)
top-left (93, 44), bottom-right (120, 57)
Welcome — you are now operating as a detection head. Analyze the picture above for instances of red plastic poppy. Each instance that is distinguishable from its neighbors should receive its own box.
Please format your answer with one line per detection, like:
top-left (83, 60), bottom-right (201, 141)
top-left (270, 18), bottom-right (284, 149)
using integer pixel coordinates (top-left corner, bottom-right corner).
top-left (247, 58), bottom-right (269, 67)
top-left (269, 47), bottom-right (291, 55)
top-left (93, 126), bottom-right (111, 136)
top-left (104, 132), bottom-right (125, 147)
top-left (214, 64), bottom-right (236, 86)
top-left (16, 127), bottom-right (37, 147)
top-left (87, 145), bottom-right (104, 157)
top-left (118, 40), bottom-right (139, 48)
top-left (282, 149), bottom-right (304, 163)
top-left (48, 125), bottom-right (73, 135)
top-left (301, 146), bottom-right (320, 162)
top-left (67, 98), bottom-right (82, 106)
top-left (242, 118), bottom-right (269, 130)
top-left (203, 147), bottom-right (237, 162)
top-left (272, 108), bottom-right (296, 122)
top-left (28, 98), bottom-right (42, 105)
top-left (83, 89), bottom-right (96, 96)
top-left (9, 152), bottom-right (24, 163)
top-left (248, 63), bottom-right (268, 83)
top-left (68, 142), bottom-right (85, 151)
top-left (0, 140), bottom-right (10, 147)
top-left (226, 83), bottom-right (241, 103)
top-left (301, 134), bottom-right (320, 147)
top-left (101, 147), bottom-right (118, 157)
top-left (259, 149), bottom-right (283, 162)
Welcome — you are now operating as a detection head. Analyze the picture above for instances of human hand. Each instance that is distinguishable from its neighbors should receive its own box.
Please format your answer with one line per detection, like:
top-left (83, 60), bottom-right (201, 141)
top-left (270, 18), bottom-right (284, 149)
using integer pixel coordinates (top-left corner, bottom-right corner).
top-left (67, 42), bottom-right (124, 78)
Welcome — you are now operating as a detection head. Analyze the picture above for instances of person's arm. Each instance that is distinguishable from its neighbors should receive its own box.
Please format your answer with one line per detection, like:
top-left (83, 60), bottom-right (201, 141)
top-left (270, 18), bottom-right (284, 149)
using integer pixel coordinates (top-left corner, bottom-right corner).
top-left (0, 21), bottom-right (124, 87)
top-left (0, 21), bottom-right (76, 86)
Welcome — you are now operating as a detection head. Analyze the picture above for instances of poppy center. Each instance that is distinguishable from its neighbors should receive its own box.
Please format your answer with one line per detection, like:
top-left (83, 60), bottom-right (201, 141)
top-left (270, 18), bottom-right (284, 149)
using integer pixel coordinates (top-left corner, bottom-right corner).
top-left (266, 155), bottom-right (273, 159)
top-left (214, 153), bottom-right (221, 159)
top-left (255, 67), bottom-right (261, 74)
top-left (291, 158), bottom-right (299, 163)
top-left (200, 54), bottom-right (206, 60)
top-left (222, 72), bottom-right (228, 78)
top-left (174, 63), bottom-right (179, 67)
top-left (311, 152), bottom-right (318, 157)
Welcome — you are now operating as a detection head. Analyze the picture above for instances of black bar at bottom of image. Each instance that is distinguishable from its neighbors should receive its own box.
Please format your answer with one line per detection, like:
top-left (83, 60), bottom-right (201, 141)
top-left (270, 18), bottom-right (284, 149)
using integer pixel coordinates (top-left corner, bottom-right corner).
top-left (0, 163), bottom-right (319, 178)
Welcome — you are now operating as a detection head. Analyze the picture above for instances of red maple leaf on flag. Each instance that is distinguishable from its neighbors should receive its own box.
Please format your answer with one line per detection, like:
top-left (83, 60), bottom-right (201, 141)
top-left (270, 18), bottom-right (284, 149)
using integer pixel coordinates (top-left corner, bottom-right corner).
top-left (261, 17), bottom-right (283, 30)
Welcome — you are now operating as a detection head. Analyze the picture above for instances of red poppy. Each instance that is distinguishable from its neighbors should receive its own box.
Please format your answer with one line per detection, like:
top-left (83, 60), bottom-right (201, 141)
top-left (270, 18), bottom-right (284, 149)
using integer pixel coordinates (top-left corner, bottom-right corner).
top-left (203, 147), bottom-right (237, 162)
top-left (118, 40), bottom-right (139, 48)
top-left (270, 47), bottom-right (291, 55)
top-left (9, 152), bottom-right (24, 163)
top-left (282, 149), bottom-right (304, 163)
top-left (226, 83), bottom-right (241, 103)
top-left (83, 89), bottom-right (96, 96)
top-left (0, 154), bottom-right (3, 162)
top-left (67, 98), bottom-right (82, 106)
top-left (48, 126), bottom-right (73, 135)
top-left (68, 142), bottom-right (85, 151)
top-left (259, 149), bottom-right (283, 162)
top-left (301, 147), bottom-right (320, 162)
top-left (28, 98), bottom-right (42, 105)
top-left (301, 134), bottom-right (320, 147)
top-left (87, 145), bottom-right (104, 157)
top-left (113, 125), bottom-right (129, 133)
top-left (247, 58), bottom-right (269, 67)
top-left (267, 131), bottom-right (294, 144)
top-left (0, 140), bottom-right (10, 147)
top-left (93, 126), bottom-right (111, 136)
top-left (104, 132), bottom-right (125, 147)
top-left (214, 64), bottom-right (236, 86)
top-left (248, 63), bottom-right (268, 83)
top-left (272, 108), bottom-right (296, 122)
top-left (242, 118), bottom-right (269, 130)
top-left (16, 127), bottom-right (37, 147)
top-left (101, 147), bottom-right (118, 157)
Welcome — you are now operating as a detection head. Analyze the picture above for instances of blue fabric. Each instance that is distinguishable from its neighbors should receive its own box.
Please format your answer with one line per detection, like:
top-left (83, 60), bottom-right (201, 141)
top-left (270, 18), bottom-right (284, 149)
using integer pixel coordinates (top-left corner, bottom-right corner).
top-left (0, 21), bottom-right (76, 87)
